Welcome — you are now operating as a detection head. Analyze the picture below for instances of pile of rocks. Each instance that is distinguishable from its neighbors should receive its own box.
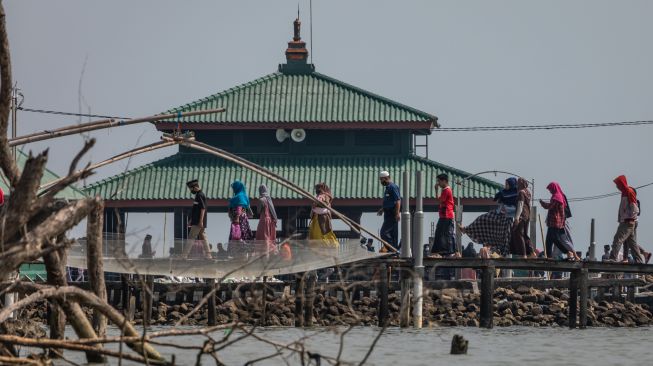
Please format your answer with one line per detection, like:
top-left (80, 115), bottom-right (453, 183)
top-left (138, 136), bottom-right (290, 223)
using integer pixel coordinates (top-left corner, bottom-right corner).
top-left (18, 286), bottom-right (653, 327)
top-left (424, 286), bottom-right (653, 327)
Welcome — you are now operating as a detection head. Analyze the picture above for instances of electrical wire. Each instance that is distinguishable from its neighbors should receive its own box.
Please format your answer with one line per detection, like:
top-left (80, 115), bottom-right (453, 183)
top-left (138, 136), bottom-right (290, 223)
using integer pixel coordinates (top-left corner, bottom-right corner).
top-left (461, 179), bottom-right (653, 203)
top-left (562, 181), bottom-right (653, 203)
top-left (18, 107), bottom-right (131, 120)
top-left (432, 120), bottom-right (653, 132)
top-left (19, 106), bottom-right (653, 132)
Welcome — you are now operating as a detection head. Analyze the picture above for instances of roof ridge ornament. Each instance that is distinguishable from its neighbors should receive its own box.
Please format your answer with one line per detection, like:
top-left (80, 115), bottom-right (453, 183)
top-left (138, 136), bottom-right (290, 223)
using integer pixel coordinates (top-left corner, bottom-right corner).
top-left (294, 5), bottom-right (301, 41)
top-left (279, 14), bottom-right (315, 75)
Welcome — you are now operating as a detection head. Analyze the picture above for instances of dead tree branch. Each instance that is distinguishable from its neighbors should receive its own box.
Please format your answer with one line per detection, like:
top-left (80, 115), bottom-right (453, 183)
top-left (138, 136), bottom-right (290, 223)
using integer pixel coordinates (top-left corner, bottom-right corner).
top-left (0, 1), bottom-right (19, 186)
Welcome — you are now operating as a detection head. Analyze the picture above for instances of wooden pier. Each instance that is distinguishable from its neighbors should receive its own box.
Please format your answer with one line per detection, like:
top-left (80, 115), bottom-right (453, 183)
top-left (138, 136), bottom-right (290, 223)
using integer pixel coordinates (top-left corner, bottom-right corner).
top-left (9, 257), bottom-right (653, 329)
top-left (380, 257), bottom-right (653, 329)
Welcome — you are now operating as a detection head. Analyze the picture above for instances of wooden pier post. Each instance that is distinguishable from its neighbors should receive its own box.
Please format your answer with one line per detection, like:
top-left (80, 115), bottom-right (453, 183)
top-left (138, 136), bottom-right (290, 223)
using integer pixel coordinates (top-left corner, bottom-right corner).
top-left (121, 274), bottom-right (130, 315)
top-left (627, 286), bottom-right (636, 303)
top-left (399, 268), bottom-right (412, 327)
top-left (86, 203), bottom-right (107, 336)
top-left (304, 272), bottom-right (316, 327)
top-left (206, 278), bottom-right (217, 326)
top-left (579, 268), bottom-right (589, 328)
top-left (377, 264), bottom-right (389, 327)
top-left (480, 266), bottom-right (495, 329)
top-left (260, 277), bottom-right (267, 326)
top-left (612, 284), bottom-right (621, 303)
top-left (569, 270), bottom-right (579, 329)
top-left (294, 273), bottom-right (305, 327)
top-left (142, 275), bottom-right (154, 327)
top-left (127, 286), bottom-right (136, 322)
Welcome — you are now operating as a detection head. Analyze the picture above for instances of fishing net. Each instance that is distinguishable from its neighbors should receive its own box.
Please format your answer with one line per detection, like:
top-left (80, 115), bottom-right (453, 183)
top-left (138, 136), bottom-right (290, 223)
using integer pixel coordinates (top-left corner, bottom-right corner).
top-left (66, 233), bottom-right (383, 279)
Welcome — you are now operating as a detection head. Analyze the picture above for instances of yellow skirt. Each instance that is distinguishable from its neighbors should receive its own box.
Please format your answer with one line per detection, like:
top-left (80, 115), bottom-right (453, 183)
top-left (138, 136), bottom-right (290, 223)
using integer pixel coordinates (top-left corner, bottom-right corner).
top-left (308, 216), bottom-right (339, 248)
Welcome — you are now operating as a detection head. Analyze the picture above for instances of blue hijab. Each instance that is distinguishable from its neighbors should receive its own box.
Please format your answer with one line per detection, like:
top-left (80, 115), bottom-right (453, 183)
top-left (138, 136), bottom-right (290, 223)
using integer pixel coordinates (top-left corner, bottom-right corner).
top-left (229, 180), bottom-right (250, 209)
top-left (495, 177), bottom-right (518, 206)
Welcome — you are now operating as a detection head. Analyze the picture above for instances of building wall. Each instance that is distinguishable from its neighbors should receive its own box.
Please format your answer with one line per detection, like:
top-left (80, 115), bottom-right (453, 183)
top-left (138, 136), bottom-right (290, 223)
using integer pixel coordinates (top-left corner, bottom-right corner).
top-left (179, 129), bottom-right (412, 156)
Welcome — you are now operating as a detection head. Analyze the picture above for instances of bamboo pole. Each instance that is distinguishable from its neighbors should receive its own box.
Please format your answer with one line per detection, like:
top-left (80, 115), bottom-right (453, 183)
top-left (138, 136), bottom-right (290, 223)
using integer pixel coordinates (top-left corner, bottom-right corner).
top-left (538, 214), bottom-right (546, 257)
top-left (9, 108), bottom-right (225, 146)
top-left (170, 137), bottom-right (395, 251)
top-left (538, 214), bottom-right (550, 279)
top-left (39, 140), bottom-right (178, 191)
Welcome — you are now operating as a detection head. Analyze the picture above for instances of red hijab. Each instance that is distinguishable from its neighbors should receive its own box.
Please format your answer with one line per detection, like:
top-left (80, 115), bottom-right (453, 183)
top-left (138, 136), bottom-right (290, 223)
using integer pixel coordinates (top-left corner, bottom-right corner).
top-left (546, 182), bottom-right (565, 206)
top-left (614, 175), bottom-right (637, 204)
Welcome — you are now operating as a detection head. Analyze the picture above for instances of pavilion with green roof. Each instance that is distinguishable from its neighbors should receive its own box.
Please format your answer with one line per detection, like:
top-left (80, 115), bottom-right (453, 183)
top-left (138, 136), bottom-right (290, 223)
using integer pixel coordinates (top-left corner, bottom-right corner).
top-left (84, 17), bottom-right (501, 244)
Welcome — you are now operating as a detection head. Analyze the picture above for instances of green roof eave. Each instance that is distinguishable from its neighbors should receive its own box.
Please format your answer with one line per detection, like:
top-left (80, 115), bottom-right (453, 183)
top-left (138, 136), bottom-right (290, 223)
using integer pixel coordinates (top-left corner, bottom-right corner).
top-left (83, 152), bottom-right (500, 202)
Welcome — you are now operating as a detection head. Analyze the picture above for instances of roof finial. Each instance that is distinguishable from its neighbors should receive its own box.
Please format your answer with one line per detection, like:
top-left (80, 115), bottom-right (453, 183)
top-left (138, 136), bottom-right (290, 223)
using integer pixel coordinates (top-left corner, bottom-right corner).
top-left (281, 10), bottom-right (314, 74)
top-left (293, 10), bottom-right (301, 41)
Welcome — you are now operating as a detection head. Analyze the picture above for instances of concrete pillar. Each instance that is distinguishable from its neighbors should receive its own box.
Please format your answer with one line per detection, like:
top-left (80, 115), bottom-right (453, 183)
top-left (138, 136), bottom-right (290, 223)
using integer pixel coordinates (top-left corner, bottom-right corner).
top-left (413, 171), bottom-right (424, 329)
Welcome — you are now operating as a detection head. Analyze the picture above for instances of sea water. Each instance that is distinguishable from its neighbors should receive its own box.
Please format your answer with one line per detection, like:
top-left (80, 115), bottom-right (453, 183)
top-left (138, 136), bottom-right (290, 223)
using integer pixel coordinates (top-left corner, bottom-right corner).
top-left (51, 325), bottom-right (650, 365)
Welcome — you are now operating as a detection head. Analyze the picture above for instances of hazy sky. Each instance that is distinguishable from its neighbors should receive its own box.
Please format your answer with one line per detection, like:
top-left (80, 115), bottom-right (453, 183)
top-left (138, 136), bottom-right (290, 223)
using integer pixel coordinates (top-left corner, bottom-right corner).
top-left (6, 1), bottom-right (653, 256)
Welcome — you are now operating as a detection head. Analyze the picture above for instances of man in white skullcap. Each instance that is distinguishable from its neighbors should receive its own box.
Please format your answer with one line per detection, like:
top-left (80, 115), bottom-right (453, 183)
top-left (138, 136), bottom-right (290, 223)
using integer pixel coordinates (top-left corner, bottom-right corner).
top-left (377, 171), bottom-right (401, 251)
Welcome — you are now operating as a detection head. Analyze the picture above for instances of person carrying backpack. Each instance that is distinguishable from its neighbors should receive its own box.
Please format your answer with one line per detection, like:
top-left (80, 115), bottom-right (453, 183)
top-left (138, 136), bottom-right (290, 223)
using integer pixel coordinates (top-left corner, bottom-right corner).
top-left (610, 175), bottom-right (646, 263)
top-left (539, 182), bottom-right (580, 261)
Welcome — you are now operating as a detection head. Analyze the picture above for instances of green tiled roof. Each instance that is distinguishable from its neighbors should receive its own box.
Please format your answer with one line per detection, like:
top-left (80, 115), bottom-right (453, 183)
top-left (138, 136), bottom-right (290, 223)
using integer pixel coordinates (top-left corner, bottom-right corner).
top-left (159, 71), bottom-right (438, 127)
top-left (0, 150), bottom-right (86, 200)
top-left (84, 153), bottom-right (500, 201)
top-left (19, 263), bottom-right (46, 282)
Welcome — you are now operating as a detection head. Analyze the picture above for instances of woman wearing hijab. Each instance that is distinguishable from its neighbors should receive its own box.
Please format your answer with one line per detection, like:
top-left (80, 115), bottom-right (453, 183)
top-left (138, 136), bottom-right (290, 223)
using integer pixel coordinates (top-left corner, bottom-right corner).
top-left (308, 183), bottom-right (339, 248)
top-left (610, 175), bottom-right (647, 263)
top-left (228, 180), bottom-right (253, 257)
top-left (459, 177), bottom-right (519, 257)
top-left (510, 178), bottom-right (535, 258)
top-left (256, 184), bottom-right (278, 255)
top-left (539, 182), bottom-right (580, 261)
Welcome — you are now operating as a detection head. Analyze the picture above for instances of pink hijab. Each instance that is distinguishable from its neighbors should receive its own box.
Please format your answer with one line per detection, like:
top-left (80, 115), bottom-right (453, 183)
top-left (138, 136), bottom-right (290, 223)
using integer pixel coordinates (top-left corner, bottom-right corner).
top-left (546, 182), bottom-right (565, 206)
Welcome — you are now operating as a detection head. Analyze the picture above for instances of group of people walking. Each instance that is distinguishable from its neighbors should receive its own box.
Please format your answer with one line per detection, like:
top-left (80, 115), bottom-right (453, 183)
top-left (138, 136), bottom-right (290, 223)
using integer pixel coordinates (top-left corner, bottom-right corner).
top-left (424, 173), bottom-right (649, 264)
top-left (180, 171), bottom-right (648, 265)
top-left (180, 178), bottom-right (339, 259)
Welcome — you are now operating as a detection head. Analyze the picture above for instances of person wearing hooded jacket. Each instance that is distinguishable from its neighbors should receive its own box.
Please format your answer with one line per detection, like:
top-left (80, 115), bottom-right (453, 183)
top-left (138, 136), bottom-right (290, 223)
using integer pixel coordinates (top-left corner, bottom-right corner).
top-left (610, 175), bottom-right (645, 263)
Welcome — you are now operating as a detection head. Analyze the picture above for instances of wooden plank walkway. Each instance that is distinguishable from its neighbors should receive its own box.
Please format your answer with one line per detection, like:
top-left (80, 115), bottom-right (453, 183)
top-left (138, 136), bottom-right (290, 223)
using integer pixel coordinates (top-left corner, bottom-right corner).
top-left (382, 257), bottom-right (653, 274)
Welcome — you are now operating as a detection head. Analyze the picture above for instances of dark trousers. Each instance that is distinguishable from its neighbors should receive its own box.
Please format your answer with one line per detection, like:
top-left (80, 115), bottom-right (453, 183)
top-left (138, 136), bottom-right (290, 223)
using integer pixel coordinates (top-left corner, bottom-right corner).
top-left (380, 209), bottom-right (399, 250)
top-left (510, 219), bottom-right (534, 256)
top-left (545, 227), bottom-right (574, 258)
top-left (432, 218), bottom-right (456, 255)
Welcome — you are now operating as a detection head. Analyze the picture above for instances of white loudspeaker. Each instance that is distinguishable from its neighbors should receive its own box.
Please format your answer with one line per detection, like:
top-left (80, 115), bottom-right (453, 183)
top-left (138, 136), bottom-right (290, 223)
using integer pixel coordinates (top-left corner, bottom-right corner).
top-left (291, 129), bottom-right (306, 142)
top-left (276, 129), bottom-right (290, 143)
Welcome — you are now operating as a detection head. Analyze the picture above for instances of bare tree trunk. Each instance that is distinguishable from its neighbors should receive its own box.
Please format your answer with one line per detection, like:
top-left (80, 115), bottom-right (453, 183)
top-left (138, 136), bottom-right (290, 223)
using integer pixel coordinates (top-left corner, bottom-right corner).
top-left (43, 245), bottom-right (105, 363)
top-left (0, 1), bottom-right (20, 186)
top-left (47, 236), bottom-right (67, 358)
top-left (0, 284), bottom-right (165, 362)
top-left (87, 201), bottom-right (107, 337)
